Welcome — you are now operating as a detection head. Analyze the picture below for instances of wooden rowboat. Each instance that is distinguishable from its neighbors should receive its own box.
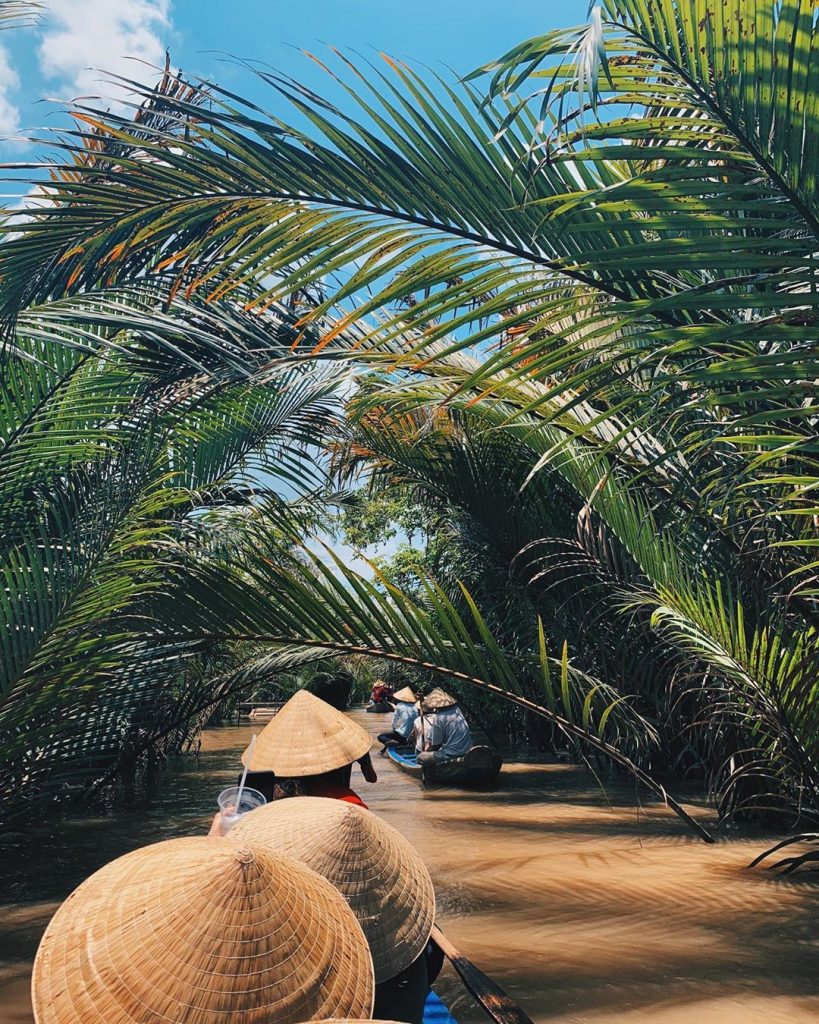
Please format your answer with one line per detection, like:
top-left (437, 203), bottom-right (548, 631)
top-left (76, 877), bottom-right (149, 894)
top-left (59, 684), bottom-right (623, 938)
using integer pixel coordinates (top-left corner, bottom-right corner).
top-left (387, 744), bottom-right (502, 786)
top-left (247, 706), bottom-right (279, 722)
top-left (366, 701), bottom-right (393, 713)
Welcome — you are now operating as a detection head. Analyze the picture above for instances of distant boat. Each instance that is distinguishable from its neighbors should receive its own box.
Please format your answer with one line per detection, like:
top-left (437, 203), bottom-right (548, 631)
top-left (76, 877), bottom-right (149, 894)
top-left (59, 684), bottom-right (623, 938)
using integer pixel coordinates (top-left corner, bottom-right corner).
top-left (387, 744), bottom-right (502, 786)
top-left (366, 701), bottom-right (393, 713)
top-left (247, 706), bottom-right (279, 722)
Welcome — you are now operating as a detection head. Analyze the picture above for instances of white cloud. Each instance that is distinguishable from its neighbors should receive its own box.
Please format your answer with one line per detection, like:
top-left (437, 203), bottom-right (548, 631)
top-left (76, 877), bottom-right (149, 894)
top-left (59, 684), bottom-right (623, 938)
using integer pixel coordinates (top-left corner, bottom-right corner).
top-left (38, 0), bottom-right (172, 105)
top-left (0, 42), bottom-right (21, 137)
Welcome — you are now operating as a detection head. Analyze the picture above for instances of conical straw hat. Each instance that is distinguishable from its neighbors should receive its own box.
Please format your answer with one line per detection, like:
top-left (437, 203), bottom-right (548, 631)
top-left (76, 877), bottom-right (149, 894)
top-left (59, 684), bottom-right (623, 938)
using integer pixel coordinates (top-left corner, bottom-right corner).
top-left (231, 797), bottom-right (435, 983)
top-left (243, 689), bottom-right (372, 776)
top-left (421, 687), bottom-right (457, 710)
top-left (32, 836), bottom-right (375, 1024)
top-left (392, 686), bottom-right (417, 704)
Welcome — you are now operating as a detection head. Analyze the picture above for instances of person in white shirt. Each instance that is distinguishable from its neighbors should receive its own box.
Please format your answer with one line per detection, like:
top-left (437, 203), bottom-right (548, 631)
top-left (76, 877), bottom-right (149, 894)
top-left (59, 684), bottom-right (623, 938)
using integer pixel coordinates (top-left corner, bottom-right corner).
top-left (377, 686), bottom-right (420, 752)
top-left (415, 689), bottom-right (472, 764)
top-left (411, 704), bottom-right (441, 755)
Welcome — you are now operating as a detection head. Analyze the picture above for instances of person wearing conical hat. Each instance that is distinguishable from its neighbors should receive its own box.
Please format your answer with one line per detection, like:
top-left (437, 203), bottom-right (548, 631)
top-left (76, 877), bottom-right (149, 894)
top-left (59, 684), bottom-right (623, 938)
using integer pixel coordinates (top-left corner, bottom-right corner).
top-left (376, 685), bottom-right (419, 754)
top-left (231, 797), bottom-right (440, 1024)
top-left (415, 688), bottom-right (472, 766)
top-left (209, 690), bottom-right (377, 835)
top-left (32, 836), bottom-right (375, 1024)
top-left (370, 678), bottom-right (393, 707)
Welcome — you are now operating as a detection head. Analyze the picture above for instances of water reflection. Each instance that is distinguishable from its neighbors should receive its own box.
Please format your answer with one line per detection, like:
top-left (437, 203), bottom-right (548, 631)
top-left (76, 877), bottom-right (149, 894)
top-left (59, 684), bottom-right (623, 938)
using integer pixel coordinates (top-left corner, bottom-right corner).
top-left (1, 710), bottom-right (818, 1023)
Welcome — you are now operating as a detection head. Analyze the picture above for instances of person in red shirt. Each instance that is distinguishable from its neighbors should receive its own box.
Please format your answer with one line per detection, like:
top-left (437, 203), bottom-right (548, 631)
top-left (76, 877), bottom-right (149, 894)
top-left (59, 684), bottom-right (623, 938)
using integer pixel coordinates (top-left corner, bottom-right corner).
top-left (302, 756), bottom-right (376, 805)
top-left (209, 689), bottom-right (376, 833)
top-left (263, 751), bottom-right (377, 807)
top-left (370, 679), bottom-right (394, 708)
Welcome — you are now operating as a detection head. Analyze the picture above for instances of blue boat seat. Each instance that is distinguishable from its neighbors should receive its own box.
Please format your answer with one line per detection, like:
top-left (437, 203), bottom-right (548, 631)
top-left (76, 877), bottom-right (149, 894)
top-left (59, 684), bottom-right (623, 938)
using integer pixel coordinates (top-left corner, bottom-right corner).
top-left (424, 989), bottom-right (458, 1024)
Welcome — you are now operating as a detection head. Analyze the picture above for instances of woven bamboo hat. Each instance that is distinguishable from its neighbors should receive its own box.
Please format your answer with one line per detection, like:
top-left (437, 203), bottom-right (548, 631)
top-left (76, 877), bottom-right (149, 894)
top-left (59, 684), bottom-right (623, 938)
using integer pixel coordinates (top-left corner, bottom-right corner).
top-left (421, 687), bottom-right (458, 711)
top-left (231, 797), bottom-right (435, 984)
top-left (242, 689), bottom-right (372, 776)
top-left (392, 686), bottom-right (417, 704)
top-left (31, 836), bottom-right (374, 1024)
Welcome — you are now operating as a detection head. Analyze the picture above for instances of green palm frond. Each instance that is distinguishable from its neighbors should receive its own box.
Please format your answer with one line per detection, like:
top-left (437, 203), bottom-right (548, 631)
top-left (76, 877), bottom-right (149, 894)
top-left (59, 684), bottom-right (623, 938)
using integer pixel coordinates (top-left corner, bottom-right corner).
top-left (0, 282), bottom-right (351, 815)
top-left (3, 35), bottom-right (816, 569)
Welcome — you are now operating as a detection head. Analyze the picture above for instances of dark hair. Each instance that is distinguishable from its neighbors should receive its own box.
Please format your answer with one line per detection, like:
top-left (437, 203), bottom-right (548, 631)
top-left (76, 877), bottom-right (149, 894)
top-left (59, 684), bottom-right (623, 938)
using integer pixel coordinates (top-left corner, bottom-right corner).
top-left (236, 770), bottom-right (277, 802)
top-left (237, 763), bottom-right (353, 803)
top-left (271, 777), bottom-right (306, 800)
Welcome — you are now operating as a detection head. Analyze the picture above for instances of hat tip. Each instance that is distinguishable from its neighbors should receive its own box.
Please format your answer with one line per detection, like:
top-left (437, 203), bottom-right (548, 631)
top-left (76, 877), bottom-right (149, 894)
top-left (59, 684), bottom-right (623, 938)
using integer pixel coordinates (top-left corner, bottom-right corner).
top-left (233, 846), bottom-right (256, 865)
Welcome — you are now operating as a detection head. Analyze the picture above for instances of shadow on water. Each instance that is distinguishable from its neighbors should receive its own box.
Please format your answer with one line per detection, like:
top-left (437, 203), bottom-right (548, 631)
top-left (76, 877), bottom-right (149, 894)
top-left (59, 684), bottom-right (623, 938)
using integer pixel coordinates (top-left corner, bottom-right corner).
top-left (1, 710), bottom-right (818, 1024)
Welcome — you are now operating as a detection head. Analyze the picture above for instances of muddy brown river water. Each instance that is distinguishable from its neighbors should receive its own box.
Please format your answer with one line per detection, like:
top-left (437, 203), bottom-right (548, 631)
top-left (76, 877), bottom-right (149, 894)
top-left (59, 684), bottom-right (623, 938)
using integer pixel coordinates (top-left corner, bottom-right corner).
top-left (1, 710), bottom-right (818, 1023)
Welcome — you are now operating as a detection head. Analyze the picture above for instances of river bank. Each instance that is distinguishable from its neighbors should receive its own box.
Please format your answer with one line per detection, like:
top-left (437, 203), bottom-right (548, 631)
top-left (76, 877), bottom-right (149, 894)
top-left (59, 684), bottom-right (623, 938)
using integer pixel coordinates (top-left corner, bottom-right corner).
top-left (1, 711), bottom-right (818, 1023)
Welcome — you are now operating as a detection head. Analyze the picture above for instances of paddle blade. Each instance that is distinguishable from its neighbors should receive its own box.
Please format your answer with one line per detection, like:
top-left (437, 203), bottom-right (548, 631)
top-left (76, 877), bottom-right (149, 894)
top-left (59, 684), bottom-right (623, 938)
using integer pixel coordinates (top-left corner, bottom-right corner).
top-left (431, 925), bottom-right (535, 1024)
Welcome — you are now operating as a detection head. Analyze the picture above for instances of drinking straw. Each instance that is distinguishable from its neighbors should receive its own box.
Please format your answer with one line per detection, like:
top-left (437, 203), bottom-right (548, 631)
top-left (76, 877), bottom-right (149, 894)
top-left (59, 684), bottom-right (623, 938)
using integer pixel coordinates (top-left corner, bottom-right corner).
top-left (236, 734), bottom-right (256, 810)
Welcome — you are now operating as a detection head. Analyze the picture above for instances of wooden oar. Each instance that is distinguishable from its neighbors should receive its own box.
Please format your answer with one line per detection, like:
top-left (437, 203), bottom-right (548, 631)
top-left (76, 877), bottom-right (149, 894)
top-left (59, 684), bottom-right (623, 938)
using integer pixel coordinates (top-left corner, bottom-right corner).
top-left (430, 924), bottom-right (535, 1024)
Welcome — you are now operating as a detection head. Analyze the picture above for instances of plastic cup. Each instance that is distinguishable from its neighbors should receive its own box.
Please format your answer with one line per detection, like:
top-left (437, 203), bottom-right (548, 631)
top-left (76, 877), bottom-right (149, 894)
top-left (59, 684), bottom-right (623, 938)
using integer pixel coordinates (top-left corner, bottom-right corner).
top-left (217, 786), bottom-right (266, 833)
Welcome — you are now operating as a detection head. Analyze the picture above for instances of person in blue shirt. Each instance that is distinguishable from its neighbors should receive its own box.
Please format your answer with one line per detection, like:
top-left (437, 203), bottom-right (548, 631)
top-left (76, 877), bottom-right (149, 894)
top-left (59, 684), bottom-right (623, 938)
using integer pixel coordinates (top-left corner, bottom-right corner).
top-left (377, 685), bottom-right (419, 753)
top-left (415, 689), bottom-right (472, 764)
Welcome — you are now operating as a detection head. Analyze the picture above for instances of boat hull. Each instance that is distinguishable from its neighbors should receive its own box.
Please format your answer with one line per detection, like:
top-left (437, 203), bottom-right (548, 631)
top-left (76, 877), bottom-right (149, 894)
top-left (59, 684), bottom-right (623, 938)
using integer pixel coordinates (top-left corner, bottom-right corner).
top-left (387, 745), bottom-right (502, 786)
top-left (366, 702), bottom-right (393, 713)
top-left (247, 707), bottom-right (278, 722)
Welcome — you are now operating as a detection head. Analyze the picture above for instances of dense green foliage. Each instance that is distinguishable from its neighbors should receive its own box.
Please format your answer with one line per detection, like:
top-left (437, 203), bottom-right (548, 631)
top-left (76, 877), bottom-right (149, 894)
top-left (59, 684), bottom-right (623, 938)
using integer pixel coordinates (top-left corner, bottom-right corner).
top-left (0, 285), bottom-right (344, 810)
top-left (2, 1), bottom-right (819, 836)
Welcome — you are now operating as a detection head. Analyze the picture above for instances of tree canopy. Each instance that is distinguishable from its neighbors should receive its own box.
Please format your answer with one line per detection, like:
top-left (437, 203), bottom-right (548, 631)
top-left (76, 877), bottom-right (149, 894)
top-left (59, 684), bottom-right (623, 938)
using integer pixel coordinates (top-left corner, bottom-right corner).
top-left (2, 1), bottom-right (818, 838)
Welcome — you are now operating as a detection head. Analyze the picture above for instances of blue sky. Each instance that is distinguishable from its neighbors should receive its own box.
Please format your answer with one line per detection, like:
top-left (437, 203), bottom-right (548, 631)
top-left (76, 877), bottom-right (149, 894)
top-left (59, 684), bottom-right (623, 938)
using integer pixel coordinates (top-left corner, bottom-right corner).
top-left (1, 1), bottom-right (590, 152)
